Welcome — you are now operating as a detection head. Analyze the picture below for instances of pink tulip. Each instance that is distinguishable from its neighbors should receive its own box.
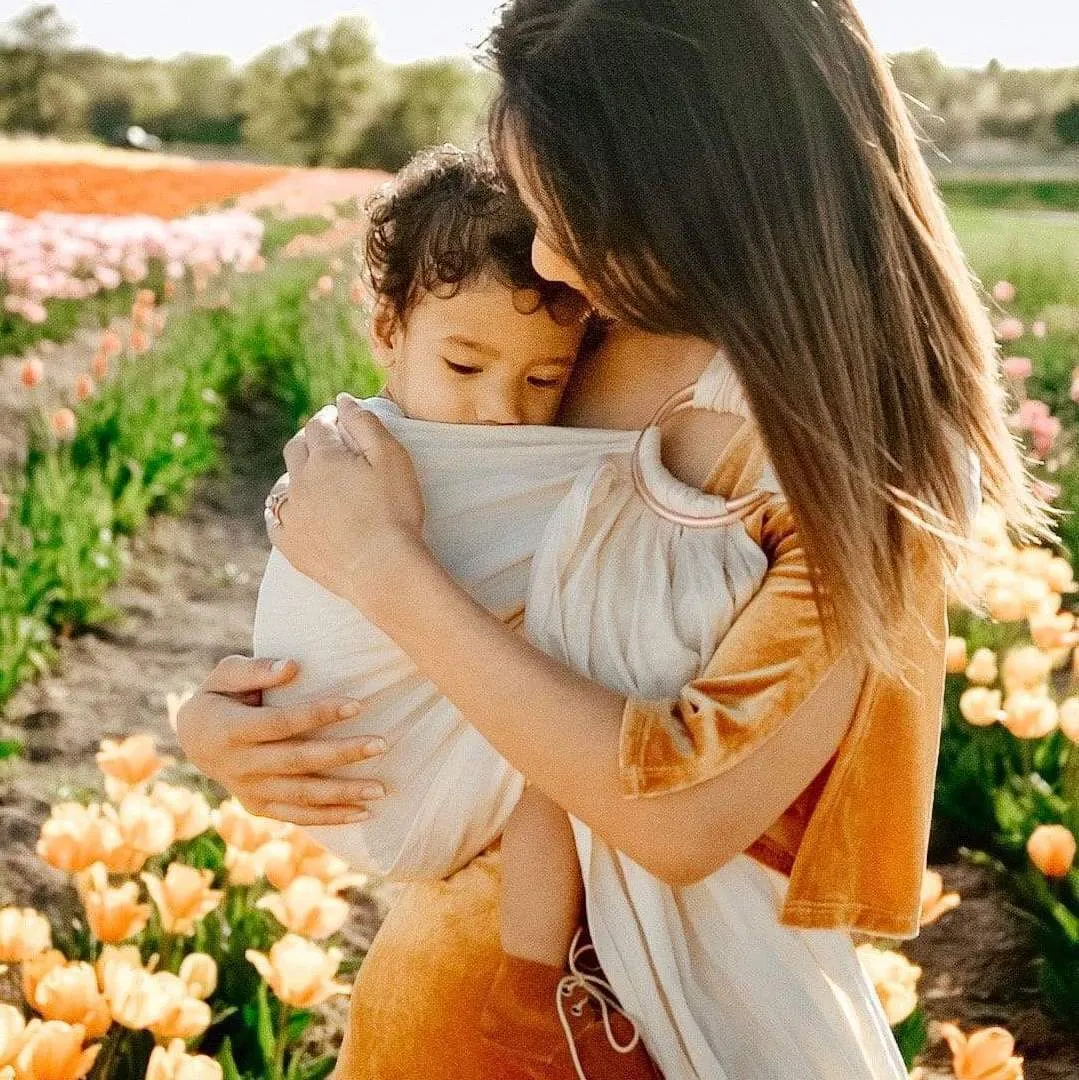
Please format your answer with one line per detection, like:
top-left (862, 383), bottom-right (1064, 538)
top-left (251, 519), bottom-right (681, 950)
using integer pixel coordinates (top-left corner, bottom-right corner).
top-left (1003, 356), bottom-right (1032, 380)
top-left (74, 373), bottom-right (95, 402)
top-left (995, 318), bottom-right (1025, 342)
top-left (1032, 320), bottom-right (1048, 339)
top-left (992, 280), bottom-right (1017, 303)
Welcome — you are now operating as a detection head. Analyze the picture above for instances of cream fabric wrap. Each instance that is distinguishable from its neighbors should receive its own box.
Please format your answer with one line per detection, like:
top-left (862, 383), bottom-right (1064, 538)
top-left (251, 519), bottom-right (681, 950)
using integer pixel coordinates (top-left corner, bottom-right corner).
top-left (252, 350), bottom-right (972, 1079)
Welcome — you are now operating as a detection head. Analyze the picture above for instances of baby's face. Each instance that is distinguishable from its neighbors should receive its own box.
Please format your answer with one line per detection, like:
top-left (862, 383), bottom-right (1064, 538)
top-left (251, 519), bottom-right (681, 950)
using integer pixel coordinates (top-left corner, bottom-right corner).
top-left (372, 278), bottom-right (585, 425)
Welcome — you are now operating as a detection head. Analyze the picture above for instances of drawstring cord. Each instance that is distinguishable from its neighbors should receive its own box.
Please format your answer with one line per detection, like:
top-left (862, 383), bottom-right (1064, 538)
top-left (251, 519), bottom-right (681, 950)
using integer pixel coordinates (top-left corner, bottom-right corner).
top-left (555, 926), bottom-right (643, 1080)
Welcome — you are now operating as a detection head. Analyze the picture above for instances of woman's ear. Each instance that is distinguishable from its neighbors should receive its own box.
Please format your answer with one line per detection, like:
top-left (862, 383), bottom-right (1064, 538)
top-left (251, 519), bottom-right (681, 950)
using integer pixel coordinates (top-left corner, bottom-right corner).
top-left (368, 298), bottom-right (399, 368)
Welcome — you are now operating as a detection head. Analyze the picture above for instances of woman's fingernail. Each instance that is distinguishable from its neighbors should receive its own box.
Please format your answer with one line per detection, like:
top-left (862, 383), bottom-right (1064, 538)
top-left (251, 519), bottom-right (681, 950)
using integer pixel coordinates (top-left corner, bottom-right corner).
top-left (270, 659), bottom-right (291, 673)
top-left (365, 737), bottom-right (388, 756)
top-left (338, 701), bottom-right (363, 719)
top-left (351, 809), bottom-right (371, 821)
top-left (359, 782), bottom-right (385, 799)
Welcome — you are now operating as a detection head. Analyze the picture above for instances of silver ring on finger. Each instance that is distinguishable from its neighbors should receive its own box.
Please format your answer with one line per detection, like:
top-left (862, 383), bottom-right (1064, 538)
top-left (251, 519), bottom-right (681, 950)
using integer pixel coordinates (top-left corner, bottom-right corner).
top-left (264, 490), bottom-right (289, 527)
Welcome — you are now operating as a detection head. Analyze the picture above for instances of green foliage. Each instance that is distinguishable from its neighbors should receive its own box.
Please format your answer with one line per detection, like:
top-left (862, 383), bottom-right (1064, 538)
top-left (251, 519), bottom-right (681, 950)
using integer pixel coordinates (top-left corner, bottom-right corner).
top-left (941, 179), bottom-right (1079, 214)
top-left (0, 245), bottom-right (379, 714)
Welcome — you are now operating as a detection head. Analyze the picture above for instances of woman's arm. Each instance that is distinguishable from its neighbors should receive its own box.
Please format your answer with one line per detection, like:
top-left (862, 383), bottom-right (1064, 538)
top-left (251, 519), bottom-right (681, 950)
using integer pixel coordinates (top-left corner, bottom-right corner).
top-left (268, 397), bottom-right (866, 886)
top-left (356, 528), bottom-right (863, 886)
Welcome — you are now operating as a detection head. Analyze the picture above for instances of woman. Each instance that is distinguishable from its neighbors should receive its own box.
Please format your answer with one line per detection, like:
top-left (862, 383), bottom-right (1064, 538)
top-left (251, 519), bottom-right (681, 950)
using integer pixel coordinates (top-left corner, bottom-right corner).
top-left (175, 1), bottom-right (1050, 1077)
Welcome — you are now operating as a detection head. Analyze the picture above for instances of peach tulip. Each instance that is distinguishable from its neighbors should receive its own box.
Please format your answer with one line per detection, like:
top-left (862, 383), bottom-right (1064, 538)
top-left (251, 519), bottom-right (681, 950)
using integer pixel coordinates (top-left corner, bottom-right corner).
top-left (99, 793), bottom-right (175, 874)
top-left (919, 870), bottom-right (961, 927)
top-left (14, 1020), bottom-right (100, 1080)
top-left (256, 875), bottom-right (351, 940)
top-left (1027, 824), bottom-right (1076, 877)
top-left (1046, 557), bottom-right (1075, 594)
top-left (1032, 320), bottom-right (1047, 339)
top-left (0, 1003), bottom-right (26, 1069)
top-left (30, 961), bottom-right (112, 1039)
top-left (1030, 610), bottom-right (1075, 651)
top-left (90, 352), bottom-right (109, 383)
top-left (855, 944), bottom-right (921, 1026)
top-left (49, 408), bottom-right (76, 442)
top-left (245, 934), bottom-right (351, 1008)
top-left (22, 951), bottom-right (67, 1008)
top-left (146, 1038), bottom-right (223, 1080)
top-left (965, 648), bottom-right (998, 686)
top-left (178, 954), bottom-right (217, 1001)
top-left (259, 828), bottom-right (355, 890)
top-left (0, 491), bottom-right (10, 524)
top-left (945, 637), bottom-right (968, 675)
top-left (1002, 646), bottom-right (1052, 693)
top-left (223, 844), bottom-right (265, 886)
top-left (986, 586), bottom-right (1024, 623)
top-left (79, 863), bottom-right (151, 944)
top-left (148, 783), bottom-right (211, 842)
top-left (96, 734), bottom-right (166, 794)
top-left (936, 1021), bottom-right (1024, 1080)
top-left (1002, 691), bottom-right (1058, 739)
top-left (74, 373), bottom-right (94, 402)
top-left (1059, 698), bottom-right (1079, 743)
top-left (147, 973), bottom-right (211, 1041)
top-left (212, 798), bottom-right (285, 852)
top-left (141, 864), bottom-right (222, 935)
top-left (0, 907), bottom-right (51, 963)
top-left (959, 687), bottom-right (1003, 727)
top-left (102, 964), bottom-right (172, 1030)
top-left (992, 280), bottom-right (1016, 304)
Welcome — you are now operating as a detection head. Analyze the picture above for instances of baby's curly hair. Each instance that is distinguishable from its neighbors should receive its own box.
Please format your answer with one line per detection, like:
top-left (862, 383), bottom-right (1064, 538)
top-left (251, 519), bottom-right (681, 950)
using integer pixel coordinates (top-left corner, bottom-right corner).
top-left (362, 144), bottom-right (592, 330)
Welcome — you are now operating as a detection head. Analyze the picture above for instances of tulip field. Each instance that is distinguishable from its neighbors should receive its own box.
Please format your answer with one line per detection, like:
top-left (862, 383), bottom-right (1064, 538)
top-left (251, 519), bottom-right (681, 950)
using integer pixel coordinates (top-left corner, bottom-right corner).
top-left (1, 140), bottom-right (1079, 1079)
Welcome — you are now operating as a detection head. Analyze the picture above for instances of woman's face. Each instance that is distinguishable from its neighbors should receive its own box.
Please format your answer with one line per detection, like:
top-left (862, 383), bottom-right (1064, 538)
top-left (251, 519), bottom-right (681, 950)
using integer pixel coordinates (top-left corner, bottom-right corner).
top-left (499, 132), bottom-right (612, 317)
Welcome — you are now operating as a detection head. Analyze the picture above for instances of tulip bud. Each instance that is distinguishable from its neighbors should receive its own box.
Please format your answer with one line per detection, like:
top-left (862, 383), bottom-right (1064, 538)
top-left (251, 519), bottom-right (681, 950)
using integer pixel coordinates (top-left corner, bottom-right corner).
top-left (1027, 823), bottom-right (1076, 877)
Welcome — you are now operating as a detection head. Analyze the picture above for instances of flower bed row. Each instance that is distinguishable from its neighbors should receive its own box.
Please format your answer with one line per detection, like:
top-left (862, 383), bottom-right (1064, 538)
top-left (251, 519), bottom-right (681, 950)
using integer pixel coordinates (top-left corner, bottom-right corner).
top-left (0, 163), bottom-right (288, 219)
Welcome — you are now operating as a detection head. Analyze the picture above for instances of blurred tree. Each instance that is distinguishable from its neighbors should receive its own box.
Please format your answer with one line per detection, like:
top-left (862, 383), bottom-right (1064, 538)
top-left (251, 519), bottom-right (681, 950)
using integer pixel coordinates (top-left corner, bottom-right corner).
top-left (341, 58), bottom-right (494, 170)
top-left (0, 3), bottom-right (75, 133)
top-left (1055, 102), bottom-right (1079, 146)
top-left (241, 17), bottom-right (382, 166)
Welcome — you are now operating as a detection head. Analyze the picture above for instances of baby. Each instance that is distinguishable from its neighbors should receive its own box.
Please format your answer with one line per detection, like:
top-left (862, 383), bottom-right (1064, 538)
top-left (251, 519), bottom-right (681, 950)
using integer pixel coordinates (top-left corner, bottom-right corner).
top-left (362, 147), bottom-right (589, 982)
top-left (254, 145), bottom-right (659, 1076)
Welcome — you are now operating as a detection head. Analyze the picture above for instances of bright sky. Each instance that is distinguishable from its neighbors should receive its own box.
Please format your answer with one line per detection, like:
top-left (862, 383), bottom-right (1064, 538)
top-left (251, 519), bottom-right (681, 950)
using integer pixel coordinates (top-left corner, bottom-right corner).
top-left (0, 0), bottom-right (1076, 70)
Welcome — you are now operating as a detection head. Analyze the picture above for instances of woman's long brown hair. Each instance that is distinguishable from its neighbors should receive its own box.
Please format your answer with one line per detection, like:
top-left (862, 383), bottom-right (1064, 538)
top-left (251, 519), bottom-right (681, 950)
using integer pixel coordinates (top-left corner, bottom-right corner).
top-left (486, 0), bottom-right (1058, 677)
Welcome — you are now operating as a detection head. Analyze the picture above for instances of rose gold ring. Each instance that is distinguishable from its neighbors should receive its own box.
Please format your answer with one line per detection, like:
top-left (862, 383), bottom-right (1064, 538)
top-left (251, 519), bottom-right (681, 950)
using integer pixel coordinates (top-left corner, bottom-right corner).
top-left (630, 383), bottom-right (771, 528)
top-left (265, 490), bottom-right (288, 527)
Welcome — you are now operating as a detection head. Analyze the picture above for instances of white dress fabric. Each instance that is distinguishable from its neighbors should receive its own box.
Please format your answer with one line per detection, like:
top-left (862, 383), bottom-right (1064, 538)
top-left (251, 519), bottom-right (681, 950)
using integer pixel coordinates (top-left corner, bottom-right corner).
top-left (252, 349), bottom-right (964, 1079)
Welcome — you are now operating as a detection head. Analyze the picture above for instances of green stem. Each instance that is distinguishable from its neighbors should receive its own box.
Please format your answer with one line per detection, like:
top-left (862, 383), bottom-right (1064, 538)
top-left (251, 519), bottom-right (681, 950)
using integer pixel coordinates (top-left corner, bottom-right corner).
top-left (274, 1003), bottom-right (292, 1080)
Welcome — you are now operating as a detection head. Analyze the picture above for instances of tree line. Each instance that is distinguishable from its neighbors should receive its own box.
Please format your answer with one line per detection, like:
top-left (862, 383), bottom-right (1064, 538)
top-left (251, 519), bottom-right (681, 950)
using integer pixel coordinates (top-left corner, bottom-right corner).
top-left (1, 4), bottom-right (1078, 172)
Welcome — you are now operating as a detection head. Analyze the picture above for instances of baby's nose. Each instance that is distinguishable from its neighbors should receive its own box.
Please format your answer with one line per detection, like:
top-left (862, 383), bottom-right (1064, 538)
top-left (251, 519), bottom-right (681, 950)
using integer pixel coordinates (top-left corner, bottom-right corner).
top-left (477, 394), bottom-right (523, 425)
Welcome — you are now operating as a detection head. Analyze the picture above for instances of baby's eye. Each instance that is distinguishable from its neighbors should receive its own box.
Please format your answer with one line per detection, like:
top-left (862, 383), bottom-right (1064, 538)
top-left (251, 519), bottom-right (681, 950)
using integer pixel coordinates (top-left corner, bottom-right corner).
top-left (443, 359), bottom-right (482, 376)
top-left (528, 375), bottom-right (565, 389)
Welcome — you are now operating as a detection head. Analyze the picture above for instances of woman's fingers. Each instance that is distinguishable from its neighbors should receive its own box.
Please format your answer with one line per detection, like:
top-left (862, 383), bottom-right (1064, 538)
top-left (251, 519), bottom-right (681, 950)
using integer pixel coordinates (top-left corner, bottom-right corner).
top-left (202, 655), bottom-right (298, 697)
top-left (256, 735), bottom-right (388, 776)
top-left (235, 696), bottom-right (368, 746)
top-left (257, 775), bottom-right (384, 807)
top-left (335, 396), bottom-right (399, 467)
top-left (258, 803), bottom-right (372, 827)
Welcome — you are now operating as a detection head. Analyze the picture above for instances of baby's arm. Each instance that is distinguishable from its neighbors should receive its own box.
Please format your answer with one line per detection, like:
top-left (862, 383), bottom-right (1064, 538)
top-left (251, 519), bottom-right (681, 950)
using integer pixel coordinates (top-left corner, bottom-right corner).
top-left (499, 783), bottom-right (585, 968)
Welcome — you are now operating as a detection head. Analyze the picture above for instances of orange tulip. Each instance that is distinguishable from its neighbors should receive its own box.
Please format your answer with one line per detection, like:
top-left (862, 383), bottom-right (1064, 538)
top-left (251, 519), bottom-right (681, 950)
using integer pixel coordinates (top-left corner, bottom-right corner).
top-left (141, 864), bottom-right (222, 935)
top-left (936, 1021), bottom-right (1024, 1080)
top-left (99, 793), bottom-right (175, 874)
top-left (19, 357), bottom-right (43, 389)
top-left (0, 907), bottom-right (51, 962)
top-left (147, 974), bottom-right (211, 1041)
top-left (74, 373), bottom-right (95, 402)
top-left (178, 954), bottom-right (217, 1001)
top-left (13, 1020), bottom-right (100, 1080)
top-left (1059, 698), bottom-right (1079, 744)
top-left (1002, 646), bottom-right (1053, 693)
top-left (1027, 824), bottom-right (1076, 878)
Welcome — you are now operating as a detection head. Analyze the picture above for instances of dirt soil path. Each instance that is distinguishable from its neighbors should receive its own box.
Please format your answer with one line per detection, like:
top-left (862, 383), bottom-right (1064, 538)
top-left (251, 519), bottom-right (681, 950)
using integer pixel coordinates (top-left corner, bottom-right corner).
top-left (2, 392), bottom-right (1079, 1076)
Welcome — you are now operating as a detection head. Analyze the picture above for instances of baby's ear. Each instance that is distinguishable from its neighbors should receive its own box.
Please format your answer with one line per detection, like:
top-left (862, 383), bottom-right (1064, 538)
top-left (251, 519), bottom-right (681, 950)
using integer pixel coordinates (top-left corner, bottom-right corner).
top-left (368, 298), bottom-right (399, 366)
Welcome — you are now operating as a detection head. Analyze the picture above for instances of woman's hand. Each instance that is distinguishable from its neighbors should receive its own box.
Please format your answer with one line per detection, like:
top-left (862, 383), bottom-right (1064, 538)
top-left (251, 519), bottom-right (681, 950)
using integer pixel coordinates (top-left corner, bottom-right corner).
top-left (173, 654), bottom-right (389, 825)
top-left (266, 395), bottom-right (426, 606)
